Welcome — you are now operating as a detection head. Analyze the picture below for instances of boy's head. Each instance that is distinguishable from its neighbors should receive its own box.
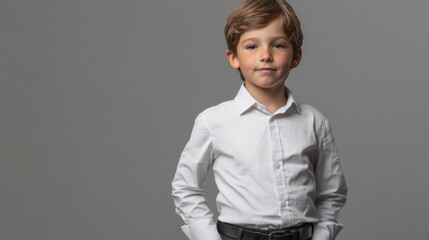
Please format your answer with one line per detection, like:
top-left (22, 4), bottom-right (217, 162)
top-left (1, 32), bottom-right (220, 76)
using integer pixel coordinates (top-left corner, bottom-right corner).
top-left (225, 0), bottom-right (303, 56)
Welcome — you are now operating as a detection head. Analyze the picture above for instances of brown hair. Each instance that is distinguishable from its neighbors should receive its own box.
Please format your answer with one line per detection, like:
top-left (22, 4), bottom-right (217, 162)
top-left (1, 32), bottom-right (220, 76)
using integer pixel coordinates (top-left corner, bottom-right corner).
top-left (224, 0), bottom-right (303, 55)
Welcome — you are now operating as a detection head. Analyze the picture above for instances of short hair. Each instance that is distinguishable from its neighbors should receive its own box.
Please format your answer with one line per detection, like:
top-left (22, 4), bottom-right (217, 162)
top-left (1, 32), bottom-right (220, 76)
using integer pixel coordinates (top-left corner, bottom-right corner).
top-left (224, 0), bottom-right (303, 55)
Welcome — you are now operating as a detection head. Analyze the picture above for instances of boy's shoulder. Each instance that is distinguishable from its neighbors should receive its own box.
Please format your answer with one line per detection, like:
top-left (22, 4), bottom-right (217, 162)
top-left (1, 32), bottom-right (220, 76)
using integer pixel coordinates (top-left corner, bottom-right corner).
top-left (297, 103), bottom-right (326, 119)
top-left (193, 99), bottom-right (236, 131)
top-left (199, 99), bottom-right (236, 119)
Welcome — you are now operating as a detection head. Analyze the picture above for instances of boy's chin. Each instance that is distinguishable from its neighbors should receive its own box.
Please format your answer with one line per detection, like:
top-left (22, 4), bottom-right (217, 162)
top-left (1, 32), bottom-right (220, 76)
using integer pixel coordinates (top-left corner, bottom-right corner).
top-left (244, 80), bottom-right (286, 90)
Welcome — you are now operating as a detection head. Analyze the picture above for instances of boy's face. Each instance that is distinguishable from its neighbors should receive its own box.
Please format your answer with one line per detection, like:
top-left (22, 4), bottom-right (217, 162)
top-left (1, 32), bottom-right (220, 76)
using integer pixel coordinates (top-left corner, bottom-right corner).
top-left (227, 16), bottom-right (301, 91)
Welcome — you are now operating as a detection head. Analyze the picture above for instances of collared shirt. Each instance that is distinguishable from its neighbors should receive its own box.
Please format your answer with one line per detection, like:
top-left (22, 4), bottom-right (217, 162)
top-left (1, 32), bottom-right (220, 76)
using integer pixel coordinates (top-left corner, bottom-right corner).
top-left (172, 85), bottom-right (347, 240)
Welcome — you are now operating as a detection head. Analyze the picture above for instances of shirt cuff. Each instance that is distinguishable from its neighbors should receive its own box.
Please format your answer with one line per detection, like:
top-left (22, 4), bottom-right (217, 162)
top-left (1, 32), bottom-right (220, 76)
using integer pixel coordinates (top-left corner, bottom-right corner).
top-left (311, 222), bottom-right (343, 240)
top-left (181, 219), bottom-right (222, 240)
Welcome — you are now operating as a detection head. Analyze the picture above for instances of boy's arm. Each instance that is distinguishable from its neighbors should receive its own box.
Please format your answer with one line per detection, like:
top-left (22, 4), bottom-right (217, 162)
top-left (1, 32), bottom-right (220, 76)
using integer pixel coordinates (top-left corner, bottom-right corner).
top-left (171, 113), bottom-right (221, 240)
top-left (312, 117), bottom-right (348, 240)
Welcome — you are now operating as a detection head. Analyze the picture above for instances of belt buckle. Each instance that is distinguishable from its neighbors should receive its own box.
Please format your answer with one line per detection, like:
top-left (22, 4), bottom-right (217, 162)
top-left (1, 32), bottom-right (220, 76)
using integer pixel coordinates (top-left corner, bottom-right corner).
top-left (268, 230), bottom-right (287, 240)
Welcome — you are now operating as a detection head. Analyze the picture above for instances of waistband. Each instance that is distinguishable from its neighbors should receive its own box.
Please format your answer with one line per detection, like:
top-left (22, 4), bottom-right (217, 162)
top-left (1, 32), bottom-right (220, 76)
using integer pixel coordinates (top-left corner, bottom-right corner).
top-left (217, 221), bottom-right (313, 240)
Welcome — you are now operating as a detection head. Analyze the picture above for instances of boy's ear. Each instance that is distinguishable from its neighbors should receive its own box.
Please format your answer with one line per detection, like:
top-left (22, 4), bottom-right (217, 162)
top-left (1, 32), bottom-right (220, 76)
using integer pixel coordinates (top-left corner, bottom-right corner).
top-left (226, 49), bottom-right (240, 69)
top-left (291, 48), bottom-right (302, 69)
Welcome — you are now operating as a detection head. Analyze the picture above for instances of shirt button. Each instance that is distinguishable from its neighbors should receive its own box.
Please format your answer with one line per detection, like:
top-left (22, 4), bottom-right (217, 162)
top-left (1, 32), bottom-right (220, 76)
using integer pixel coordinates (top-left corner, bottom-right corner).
top-left (275, 162), bottom-right (281, 169)
top-left (281, 201), bottom-right (287, 208)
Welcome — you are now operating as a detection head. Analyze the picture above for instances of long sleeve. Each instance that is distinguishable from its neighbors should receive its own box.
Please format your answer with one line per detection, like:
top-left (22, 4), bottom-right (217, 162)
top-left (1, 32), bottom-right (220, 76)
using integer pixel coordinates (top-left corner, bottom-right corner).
top-left (171, 113), bottom-right (221, 240)
top-left (312, 117), bottom-right (348, 240)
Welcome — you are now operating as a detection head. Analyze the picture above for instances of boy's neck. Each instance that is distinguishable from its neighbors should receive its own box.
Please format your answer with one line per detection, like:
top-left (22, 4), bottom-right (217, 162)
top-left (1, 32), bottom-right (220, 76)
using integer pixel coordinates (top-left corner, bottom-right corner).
top-left (243, 82), bottom-right (287, 114)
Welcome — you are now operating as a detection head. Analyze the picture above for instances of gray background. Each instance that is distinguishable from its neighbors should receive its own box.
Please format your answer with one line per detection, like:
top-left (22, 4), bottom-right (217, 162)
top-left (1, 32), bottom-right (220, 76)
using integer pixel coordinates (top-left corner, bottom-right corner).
top-left (1, 0), bottom-right (428, 239)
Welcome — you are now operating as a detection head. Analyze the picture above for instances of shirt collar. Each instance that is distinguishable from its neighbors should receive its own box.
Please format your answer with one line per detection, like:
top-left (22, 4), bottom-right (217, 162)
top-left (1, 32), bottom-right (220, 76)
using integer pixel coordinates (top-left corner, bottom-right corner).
top-left (234, 84), bottom-right (300, 115)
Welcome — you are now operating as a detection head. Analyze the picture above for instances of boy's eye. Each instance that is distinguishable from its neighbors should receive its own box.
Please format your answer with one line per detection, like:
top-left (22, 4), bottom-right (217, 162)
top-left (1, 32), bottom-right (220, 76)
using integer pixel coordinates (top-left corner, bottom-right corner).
top-left (273, 43), bottom-right (286, 48)
top-left (245, 44), bottom-right (257, 50)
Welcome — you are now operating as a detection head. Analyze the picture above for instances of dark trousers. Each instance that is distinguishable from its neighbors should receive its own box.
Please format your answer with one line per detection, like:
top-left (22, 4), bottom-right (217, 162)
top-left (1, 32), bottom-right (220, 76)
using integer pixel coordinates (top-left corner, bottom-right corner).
top-left (220, 233), bottom-right (312, 240)
top-left (219, 233), bottom-right (236, 240)
top-left (220, 234), bottom-right (312, 240)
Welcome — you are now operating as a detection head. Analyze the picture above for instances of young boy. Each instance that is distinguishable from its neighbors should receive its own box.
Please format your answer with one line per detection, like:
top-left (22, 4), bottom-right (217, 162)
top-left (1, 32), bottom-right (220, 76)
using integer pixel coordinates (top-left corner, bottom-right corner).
top-left (172, 0), bottom-right (347, 240)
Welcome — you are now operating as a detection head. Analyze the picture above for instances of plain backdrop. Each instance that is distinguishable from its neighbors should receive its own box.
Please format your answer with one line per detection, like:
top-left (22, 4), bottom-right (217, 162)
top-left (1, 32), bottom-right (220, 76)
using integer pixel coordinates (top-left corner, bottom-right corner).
top-left (1, 0), bottom-right (428, 239)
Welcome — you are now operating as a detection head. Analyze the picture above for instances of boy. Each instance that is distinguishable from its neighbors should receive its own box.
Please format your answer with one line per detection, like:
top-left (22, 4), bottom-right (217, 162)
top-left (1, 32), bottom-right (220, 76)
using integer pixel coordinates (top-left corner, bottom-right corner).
top-left (172, 0), bottom-right (347, 240)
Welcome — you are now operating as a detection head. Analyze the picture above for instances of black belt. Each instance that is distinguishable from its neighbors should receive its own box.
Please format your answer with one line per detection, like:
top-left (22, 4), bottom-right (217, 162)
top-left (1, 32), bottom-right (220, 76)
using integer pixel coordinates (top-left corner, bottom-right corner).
top-left (217, 221), bottom-right (313, 240)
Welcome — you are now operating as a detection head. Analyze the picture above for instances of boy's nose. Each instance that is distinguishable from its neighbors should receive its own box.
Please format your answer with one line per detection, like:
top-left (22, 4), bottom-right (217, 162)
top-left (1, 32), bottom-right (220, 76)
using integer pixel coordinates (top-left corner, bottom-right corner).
top-left (259, 48), bottom-right (273, 62)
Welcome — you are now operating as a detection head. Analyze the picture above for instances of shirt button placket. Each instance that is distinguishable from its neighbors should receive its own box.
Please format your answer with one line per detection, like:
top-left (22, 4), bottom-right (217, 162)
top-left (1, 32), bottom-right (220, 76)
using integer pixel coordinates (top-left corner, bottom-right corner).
top-left (269, 117), bottom-right (288, 218)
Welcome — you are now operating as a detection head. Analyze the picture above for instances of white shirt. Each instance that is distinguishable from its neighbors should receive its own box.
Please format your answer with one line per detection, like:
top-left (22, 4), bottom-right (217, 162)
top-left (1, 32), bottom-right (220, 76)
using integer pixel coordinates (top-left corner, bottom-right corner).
top-left (172, 85), bottom-right (347, 240)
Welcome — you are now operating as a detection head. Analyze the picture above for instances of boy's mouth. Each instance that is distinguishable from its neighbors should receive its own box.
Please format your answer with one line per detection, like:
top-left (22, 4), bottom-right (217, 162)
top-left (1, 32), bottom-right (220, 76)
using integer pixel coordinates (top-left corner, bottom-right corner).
top-left (257, 68), bottom-right (276, 74)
